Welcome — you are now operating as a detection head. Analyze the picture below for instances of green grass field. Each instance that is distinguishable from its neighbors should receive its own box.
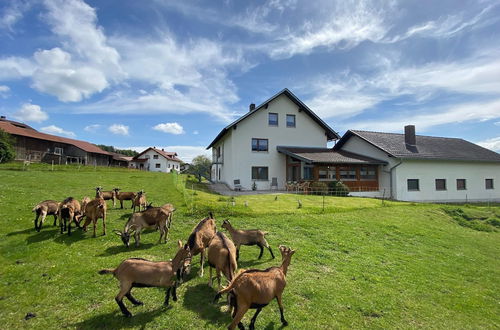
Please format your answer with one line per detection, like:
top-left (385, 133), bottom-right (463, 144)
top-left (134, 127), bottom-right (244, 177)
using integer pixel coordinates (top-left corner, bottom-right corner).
top-left (0, 164), bottom-right (499, 329)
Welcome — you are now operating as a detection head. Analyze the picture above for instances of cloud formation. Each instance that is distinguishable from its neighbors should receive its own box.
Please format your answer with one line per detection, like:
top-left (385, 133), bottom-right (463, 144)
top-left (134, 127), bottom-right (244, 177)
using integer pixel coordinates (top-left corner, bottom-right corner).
top-left (476, 136), bottom-right (500, 152)
top-left (108, 124), bottom-right (129, 135)
top-left (12, 103), bottom-right (49, 123)
top-left (84, 124), bottom-right (101, 132)
top-left (40, 124), bottom-right (76, 137)
top-left (153, 122), bottom-right (185, 135)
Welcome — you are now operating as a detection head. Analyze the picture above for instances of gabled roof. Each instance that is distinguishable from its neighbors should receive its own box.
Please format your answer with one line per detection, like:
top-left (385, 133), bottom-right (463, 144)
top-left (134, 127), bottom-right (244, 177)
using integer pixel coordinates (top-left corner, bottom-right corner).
top-left (0, 118), bottom-right (109, 155)
top-left (277, 146), bottom-right (387, 165)
top-left (133, 147), bottom-right (182, 162)
top-left (206, 88), bottom-right (340, 149)
top-left (335, 130), bottom-right (500, 163)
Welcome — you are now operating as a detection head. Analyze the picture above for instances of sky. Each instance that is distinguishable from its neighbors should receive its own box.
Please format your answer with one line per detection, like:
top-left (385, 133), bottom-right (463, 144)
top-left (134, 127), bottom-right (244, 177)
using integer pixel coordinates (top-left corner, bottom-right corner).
top-left (1, 0), bottom-right (500, 162)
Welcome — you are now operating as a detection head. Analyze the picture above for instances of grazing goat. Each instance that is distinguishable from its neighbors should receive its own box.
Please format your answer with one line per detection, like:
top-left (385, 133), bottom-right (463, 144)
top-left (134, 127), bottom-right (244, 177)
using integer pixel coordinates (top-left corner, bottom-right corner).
top-left (214, 245), bottom-right (296, 330)
top-left (115, 204), bottom-right (175, 247)
top-left (222, 219), bottom-right (275, 260)
top-left (99, 240), bottom-right (191, 317)
top-left (95, 187), bottom-right (118, 207)
top-left (33, 200), bottom-right (59, 232)
top-left (115, 188), bottom-right (137, 209)
top-left (59, 197), bottom-right (81, 235)
top-left (81, 196), bottom-right (107, 237)
top-left (207, 231), bottom-right (237, 289)
top-left (132, 190), bottom-right (147, 212)
top-left (186, 213), bottom-right (217, 277)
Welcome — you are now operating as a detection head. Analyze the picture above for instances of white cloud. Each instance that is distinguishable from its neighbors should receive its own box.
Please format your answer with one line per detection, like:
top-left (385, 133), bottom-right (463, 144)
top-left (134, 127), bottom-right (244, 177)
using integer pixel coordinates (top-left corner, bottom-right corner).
top-left (346, 98), bottom-right (500, 132)
top-left (0, 1), bottom-right (30, 31)
top-left (0, 56), bottom-right (36, 80)
top-left (12, 103), bottom-right (49, 123)
top-left (153, 122), bottom-right (185, 135)
top-left (84, 124), bottom-right (101, 132)
top-left (40, 125), bottom-right (76, 138)
top-left (125, 145), bottom-right (210, 163)
top-left (0, 85), bottom-right (10, 98)
top-left (193, 130), bottom-right (199, 135)
top-left (476, 137), bottom-right (500, 152)
top-left (108, 124), bottom-right (129, 135)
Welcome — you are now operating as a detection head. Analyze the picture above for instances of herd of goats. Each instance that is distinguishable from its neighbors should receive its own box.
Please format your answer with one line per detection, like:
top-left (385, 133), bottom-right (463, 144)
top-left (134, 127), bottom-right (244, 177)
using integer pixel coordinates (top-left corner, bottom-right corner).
top-left (31, 187), bottom-right (296, 330)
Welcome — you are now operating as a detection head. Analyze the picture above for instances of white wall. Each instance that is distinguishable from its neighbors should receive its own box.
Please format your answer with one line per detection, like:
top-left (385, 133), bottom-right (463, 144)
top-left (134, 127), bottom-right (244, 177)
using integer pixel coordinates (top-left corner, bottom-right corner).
top-left (212, 94), bottom-right (329, 190)
top-left (394, 160), bottom-right (500, 202)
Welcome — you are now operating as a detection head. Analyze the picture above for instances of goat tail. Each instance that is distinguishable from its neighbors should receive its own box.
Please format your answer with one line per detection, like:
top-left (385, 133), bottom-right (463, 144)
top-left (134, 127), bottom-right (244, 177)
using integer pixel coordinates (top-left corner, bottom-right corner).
top-left (98, 268), bottom-right (115, 275)
top-left (32, 205), bottom-right (40, 212)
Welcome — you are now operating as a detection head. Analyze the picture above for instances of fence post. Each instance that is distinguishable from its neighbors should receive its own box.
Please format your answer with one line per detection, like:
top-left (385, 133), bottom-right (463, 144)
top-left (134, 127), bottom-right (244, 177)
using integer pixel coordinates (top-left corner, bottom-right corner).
top-left (322, 194), bottom-right (325, 212)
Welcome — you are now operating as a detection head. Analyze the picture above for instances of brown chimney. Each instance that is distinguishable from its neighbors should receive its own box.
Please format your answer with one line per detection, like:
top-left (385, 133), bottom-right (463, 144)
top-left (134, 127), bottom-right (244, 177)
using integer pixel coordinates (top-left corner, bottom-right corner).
top-left (249, 103), bottom-right (256, 112)
top-left (404, 125), bottom-right (416, 146)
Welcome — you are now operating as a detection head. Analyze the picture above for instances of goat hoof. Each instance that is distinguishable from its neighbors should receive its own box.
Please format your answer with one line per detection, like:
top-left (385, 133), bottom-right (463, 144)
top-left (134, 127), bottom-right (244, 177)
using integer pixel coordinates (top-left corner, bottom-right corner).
top-left (124, 312), bottom-right (132, 318)
top-left (282, 320), bottom-right (288, 326)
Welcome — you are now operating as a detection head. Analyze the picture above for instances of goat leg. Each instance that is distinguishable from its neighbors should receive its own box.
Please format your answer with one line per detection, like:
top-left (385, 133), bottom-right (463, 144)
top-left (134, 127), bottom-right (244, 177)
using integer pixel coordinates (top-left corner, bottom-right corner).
top-left (268, 246), bottom-right (275, 259)
top-left (125, 292), bottom-right (143, 306)
top-left (115, 297), bottom-right (132, 317)
top-left (164, 287), bottom-right (171, 306)
top-left (34, 213), bottom-right (39, 231)
top-left (276, 296), bottom-right (288, 326)
top-left (249, 308), bottom-right (263, 330)
top-left (172, 285), bottom-right (178, 302)
top-left (258, 245), bottom-right (264, 259)
top-left (68, 220), bottom-right (71, 236)
top-left (53, 214), bottom-right (57, 227)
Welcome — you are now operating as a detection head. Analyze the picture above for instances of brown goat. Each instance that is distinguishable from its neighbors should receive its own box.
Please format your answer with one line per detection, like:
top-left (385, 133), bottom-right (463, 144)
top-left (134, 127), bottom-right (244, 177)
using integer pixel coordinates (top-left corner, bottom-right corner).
top-left (33, 200), bottom-right (59, 232)
top-left (59, 197), bottom-right (81, 235)
top-left (186, 213), bottom-right (217, 277)
top-left (81, 196), bottom-right (107, 237)
top-left (207, 231), bottom-right (237, 289)
top-left (98, 240), bottom-right (191, 317)
top-left (132, 190), bottom-right (147, 212)
top-left (222, 219), bottom-right (275, 260)
top-left (115, 189), bottom-right (137, 209)
top-left (95, 187), bottom-right (118, 207)
top-left (214, 246), bottom-right (296, 330)
top-left (115, 204), bottom-right (175, 247)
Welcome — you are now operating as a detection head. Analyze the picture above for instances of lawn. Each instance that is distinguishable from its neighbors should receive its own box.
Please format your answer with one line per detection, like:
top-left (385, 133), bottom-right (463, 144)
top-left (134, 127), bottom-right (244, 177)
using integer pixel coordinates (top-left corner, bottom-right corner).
top-left (0, 164), bottom-right (499, 329)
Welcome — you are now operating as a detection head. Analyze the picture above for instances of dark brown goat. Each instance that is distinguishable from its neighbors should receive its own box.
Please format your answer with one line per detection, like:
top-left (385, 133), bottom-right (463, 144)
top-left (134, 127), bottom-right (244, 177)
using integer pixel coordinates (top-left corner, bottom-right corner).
top-left (186, 213), bottom-right (217, 277)
top-left (33, 200), bottom-right (59, 232)
top-left (59, 197), bottom-right (81, 235)
top-left (95, 187), bottom-right (118, 207)
top-left (115, 188), bottom-right (137, 209)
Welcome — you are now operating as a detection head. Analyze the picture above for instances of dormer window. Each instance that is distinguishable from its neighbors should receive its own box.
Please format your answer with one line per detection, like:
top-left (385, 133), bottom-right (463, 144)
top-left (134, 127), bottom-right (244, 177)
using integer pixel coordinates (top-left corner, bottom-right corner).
top-left (268, 113), bottom-right (278, 126)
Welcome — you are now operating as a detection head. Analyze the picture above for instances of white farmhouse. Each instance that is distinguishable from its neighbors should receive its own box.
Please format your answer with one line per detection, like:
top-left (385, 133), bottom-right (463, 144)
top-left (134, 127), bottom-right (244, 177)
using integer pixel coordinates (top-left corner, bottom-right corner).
top-left (335, 126), bottom-right (500, 202)
top-left (131, 147), bottom-right (182, 173)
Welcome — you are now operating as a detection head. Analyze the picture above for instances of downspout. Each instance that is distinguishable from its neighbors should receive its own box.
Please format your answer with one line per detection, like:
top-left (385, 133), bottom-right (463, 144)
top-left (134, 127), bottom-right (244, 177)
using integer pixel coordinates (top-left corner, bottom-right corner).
top-left (386, 159), bottom-right (402, 199)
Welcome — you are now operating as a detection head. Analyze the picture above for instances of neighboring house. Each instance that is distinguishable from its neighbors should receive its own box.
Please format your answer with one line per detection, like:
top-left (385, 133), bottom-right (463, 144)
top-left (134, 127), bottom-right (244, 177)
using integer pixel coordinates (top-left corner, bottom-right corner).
top-left (131, 147), bottom-right (182, 172)
top-left (108, 152), bottom-right (133, 167)
top-left (334, 126), bottom-right (500, 202)
top-left (0, 116), bottom-right (111, 166)
top-left (207, 88), bottom-right (345, 190)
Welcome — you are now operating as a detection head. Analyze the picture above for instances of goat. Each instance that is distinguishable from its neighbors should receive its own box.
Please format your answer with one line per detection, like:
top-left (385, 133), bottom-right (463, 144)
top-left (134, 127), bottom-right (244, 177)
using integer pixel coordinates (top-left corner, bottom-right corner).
top-left (131, 190), bottom-right (147, 212)
top-left (207, 231), bottom-right (237, 289)
top-left (59, 197), bottom-right (81, 235)
top-left (32, 200), bottom-right (59, 232)
top-left (186, 213), bottom-right (217, 277)
top-left (81, 195), bottom-right (107, 237)
top-left (222, 219), bottom-right (275, 260)
top-left (95, 187), bottom-right (118, 207)
top-left (99, 240), bottom-right (191, 317)
top-left (115, 188), bottom-right (137, 209)
top-left (115, 204), bottom-right (175, 247)
top-left (214, 245), bottom-right (296, 330)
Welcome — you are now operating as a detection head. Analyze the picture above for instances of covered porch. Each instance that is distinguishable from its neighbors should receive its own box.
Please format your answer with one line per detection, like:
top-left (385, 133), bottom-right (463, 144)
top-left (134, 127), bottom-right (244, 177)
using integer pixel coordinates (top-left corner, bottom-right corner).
top-left (277, 146), bottom-right (388, 193)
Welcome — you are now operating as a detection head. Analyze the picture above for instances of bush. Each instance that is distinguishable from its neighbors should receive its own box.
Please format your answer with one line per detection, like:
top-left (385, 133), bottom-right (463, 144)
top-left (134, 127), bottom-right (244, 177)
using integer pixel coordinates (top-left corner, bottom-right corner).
top-left (310, 181), bottom-right (328, 195)
top-left (0, 129), bottom-right (15, 163)
top-left (328, 181), bottom-right (349, 196)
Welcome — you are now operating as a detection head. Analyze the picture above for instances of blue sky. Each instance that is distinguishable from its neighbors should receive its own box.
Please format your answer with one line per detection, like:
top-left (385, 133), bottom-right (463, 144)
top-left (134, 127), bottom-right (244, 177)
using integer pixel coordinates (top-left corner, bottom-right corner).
top-left (1, 0), bottom-right (500, 162)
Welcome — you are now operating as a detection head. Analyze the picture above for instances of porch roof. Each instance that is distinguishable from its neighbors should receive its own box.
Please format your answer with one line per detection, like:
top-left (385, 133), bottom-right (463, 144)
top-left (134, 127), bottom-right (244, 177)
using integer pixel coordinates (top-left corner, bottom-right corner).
top-left (277, 146), bottom-right (388, 165)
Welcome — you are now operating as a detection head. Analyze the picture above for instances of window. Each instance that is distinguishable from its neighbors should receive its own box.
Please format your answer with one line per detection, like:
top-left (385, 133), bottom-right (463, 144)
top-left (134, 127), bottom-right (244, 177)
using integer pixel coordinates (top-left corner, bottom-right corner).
top-left (485, 179), bottom-right (494, 189)
top-left (153, 155), bottom-right (159, 159)
top-left (339, 167), bottom-right (356, 180)
top-left (407, 179), bottom-right (419, 191)
top-left (155, 163), bottom-right (161, 168)
top-left (303, 166), bottom-right (314, 180)
top-left (457, 179), bottom-right (466, 190)
top-left (252, 167), bottom-right (268, 180)
top-left (268, 113), bottom-right (278, 126)
top-left (286, 114), bottom-right (296, 127)
top-left (54, 147), bottom-right (63, 155)
top-left (145, 155), bottom-right (150, 159)
top-left (360, 166), bottom-right (376, 180)
top-left (216, 146), bottom-right (221, 158)
top-left (251, 138), bottom-right (268, 152)
top-left (318, 168), bottom-right (328, 179)
top-left (435, 179), bottom-right (446, 191)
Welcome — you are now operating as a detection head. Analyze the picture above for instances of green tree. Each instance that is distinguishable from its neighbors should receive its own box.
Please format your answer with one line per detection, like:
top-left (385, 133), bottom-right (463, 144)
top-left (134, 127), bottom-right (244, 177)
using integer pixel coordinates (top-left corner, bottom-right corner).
top-left (0, 128), bottom-right (15, 163)
top-left (188, 155), bottom-right (212, 183)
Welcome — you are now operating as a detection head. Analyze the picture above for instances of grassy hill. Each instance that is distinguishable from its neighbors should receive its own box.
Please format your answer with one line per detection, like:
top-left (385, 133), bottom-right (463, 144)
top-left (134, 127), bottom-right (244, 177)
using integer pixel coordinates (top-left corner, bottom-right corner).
top-left (0, 164), bottom-right (498, 329)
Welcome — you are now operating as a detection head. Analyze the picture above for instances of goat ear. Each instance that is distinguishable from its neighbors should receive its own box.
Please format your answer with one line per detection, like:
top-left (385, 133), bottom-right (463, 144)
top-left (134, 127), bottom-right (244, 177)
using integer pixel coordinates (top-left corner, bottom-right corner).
top-left (177, 240), bottom-right (183, 249)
